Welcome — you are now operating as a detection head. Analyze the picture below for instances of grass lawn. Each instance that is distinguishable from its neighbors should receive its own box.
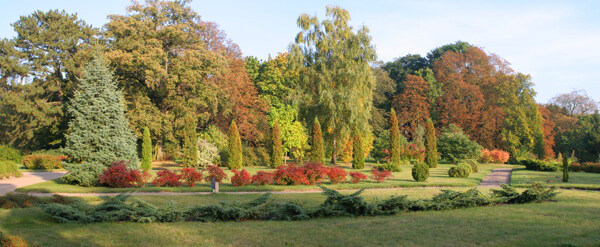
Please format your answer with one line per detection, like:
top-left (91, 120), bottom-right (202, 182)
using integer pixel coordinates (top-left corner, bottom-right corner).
top-left (511, 166), bottom-right (600, 190)
top-left (16, 163), bottom-right (510, 193)
top-left (1, 188), bottom-right (599, 246)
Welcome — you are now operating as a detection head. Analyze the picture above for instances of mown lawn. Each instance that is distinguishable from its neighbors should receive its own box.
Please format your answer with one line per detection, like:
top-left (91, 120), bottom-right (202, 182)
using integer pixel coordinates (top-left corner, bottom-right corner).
top-left (16, 163), bottom-right (510, 193)
top-left (1, 189), bottom-right (599, 246)
top-left (511, 167), bottom-right (600, 190)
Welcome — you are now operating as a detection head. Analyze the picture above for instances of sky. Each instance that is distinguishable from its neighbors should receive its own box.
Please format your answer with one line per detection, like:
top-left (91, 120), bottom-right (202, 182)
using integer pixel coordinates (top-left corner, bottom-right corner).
top-left (1, 0), bottom-right (598, 103)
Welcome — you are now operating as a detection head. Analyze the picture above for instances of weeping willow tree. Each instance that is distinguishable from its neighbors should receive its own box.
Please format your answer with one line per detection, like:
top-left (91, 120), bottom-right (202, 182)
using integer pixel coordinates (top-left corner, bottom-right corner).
top-left (289, 6), bottom-right (376, 164)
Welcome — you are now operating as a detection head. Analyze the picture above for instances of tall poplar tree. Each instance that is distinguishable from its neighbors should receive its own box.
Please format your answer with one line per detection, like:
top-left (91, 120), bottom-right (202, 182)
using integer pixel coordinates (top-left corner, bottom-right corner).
top-left (390, 109), bottom-right (402, 169)
top-left (141, 126), bottom-right (153, 171)
top-left (290, 6), bottom-right (376, 164)
top-left (62, 55), bottom-right (138, 185)
top-left (311, 118), bottom-right (325, 163)
top-left (425, 118), bottom-right (438, 168)
top-left (227, 120), bottom-right (243, 169)
top-left (271, 122), bottom-right (283, 168)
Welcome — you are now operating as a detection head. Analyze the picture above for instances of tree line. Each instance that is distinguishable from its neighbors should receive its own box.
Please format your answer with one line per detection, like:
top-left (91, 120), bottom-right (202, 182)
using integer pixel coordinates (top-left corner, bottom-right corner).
top-left (0, 1), bottom-right (598, 164)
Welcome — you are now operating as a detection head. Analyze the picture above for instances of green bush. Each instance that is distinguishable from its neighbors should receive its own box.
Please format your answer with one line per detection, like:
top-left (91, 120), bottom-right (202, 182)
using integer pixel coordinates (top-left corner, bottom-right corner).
top-left (62, 162), bottom-right (105, 187)
top-left (437, 124), bottom-right (482, 163)
top-left (520, 159), bottom-right (558, 172)
top-left (0, 145), bottom-right (23, 163)
top-left (351, 133), bottom-right (365, 169)
top-left (411, 162), bottom-right (429, 182)
top-left (243, 146), bottom-right (270, 167)
top-left (464, 159), bottom-right (479, 173)
top-left (22, 154), bottom-right (64, 170)
top-left (376, 162), bottom-right (402, 172)
top-left (0, 161), bottom-right (21, 179)
top-left (448, 163), bottom-right (472, 178)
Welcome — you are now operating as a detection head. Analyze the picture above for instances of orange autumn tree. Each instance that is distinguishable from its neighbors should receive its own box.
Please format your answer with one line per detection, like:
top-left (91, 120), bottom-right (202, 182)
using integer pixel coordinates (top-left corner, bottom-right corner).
top-left (538, 104), bottom-right (556, 159)
top-left (393, 74), bottom-right (431, 139)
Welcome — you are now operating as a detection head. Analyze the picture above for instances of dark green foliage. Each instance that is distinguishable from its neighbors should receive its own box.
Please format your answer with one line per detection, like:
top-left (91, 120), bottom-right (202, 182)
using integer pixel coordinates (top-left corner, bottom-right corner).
top-left (243, 146), bottom-right (270, 167)
top-left (448, 163), bottom-right (472, 178)
top-left (310, 118), bottom-right (325, 163)
top-left (0, 161), bottom-right (21, 179)
top-left (376, 162), bottom-right (402, 172)
top-left (464, 159), bottom-right (479, 173)
top-left (42, 183), bottom-right (557, 224)
top-left (424, 118), bottom-right (438, 168)
top-left (182, 115), bottom-right (198, 167)
top-left (437, 124), bottom-right (482, 163)
top-left (371, 130), bottom-right (390, 162)
top-left (520, 159), bottom-right (559, 172)
top-left (227, 121), bottom-right (243, 169)
top-left (271, 122), bottom-right (283, 168)
top-left (62, 162), bottom-right (105, 187)
top-left (62, 56), bottom-right (139, 185)
top-left (141, 127), bottom-right (152, 171)
top-left (0, 145), bottom-right (23, 163)
top-left (412, 162), bottom-right (429, 182)
top-left (352, 133), bottom-right (364, 169)
top-left (389, 109), bottom-right (402, 169)
top-left (571, 113), bottom-right (600, 162)
top-left (562, 153), bottom-right (569, 182)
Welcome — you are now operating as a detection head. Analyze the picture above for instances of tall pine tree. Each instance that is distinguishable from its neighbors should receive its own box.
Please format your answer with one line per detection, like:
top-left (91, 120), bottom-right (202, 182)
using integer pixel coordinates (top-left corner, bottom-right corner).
top-left (425, 118), bottom-right (438, 168)
top-left (311, 118), bottom-right (325, 163)
top-left (390, 108), bottom-right (402, 169)
top-left (141, 126), bottom-right (152, 171)
top-left (62, 55), bottom-right (138, 185)
top-left (352, 132), bottom-right (364, 169)
top-left (271, 121), bottom-right (283, 168)
top-left (228, 120), bottom-right (243, 169)
top-left (182, 114), bottom-right (198, 167)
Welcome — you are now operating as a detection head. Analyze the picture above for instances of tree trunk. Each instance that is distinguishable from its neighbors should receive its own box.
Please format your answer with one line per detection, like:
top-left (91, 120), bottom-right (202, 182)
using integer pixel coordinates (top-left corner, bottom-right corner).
top-left (330, 135), bottom-right (337, 164)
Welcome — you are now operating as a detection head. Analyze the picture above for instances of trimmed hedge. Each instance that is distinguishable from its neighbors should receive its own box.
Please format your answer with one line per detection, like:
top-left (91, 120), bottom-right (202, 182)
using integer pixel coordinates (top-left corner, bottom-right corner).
top-left (41, 183), bottom-right (557, 224)
top-left (23, 154), bottom-right (64, 170)
top-left (520, 159), bottom-right (558, 172)
top-left (0, 161), bottom-right (21, 179)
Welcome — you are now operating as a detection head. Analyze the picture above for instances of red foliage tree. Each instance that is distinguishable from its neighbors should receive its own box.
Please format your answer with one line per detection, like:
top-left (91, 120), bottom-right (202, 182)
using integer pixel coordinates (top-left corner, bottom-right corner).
top-left (393, 74), bottom-right (431, 138)
top-left (538, 104), bottom-right (556, 159)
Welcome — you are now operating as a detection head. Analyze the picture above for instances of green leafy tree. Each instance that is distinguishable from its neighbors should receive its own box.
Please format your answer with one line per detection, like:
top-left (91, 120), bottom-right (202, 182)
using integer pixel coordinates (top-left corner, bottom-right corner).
top-left (572, 113), bottom-right (600, 162)
top-left (437, 124), bottom-right (482, 163)
top-left (290, 6), bottom-right (376, 164)
top-left (141, 127), bottom-right (152, 171)
top-left (352, 132), bottom-right (365, 169)
top-left (268, 105), bottom-right (308, 163)
top-left (311, 118), bottom-right (325, 163)
top-left (62, 55), bottom-right (139, 185)
top-left (371, 66), bottom-right (396, 136)
top-left (390, 109), bottom-right (402, 169)
top-left (182, 115), bottom-right (198, 167)
top-left (271, 122), bottom-right (283, 168)
top-left (228, 121), bottom-right (243, 169)
top-left (425, 118), bottom-right (438, 168)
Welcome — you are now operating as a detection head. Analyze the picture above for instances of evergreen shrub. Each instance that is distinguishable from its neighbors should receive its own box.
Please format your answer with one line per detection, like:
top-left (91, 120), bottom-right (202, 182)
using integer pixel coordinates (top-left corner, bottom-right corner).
top-left (448, 163), bottom-right (472, 178)
top-left (412, 162), bottom-right (429, 182)
top-left (464, 159), bottom-right (479, 173)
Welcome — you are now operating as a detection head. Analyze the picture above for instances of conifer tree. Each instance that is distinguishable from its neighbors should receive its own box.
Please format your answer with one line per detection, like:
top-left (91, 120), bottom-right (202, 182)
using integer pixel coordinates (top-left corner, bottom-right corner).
top-left (425, 118), bottom-right (438, 168)
top-left (562, 153), bottom-right (569, 182)
top-left (62, 55), bottom-right (138, 185)
top-left (228, 120), bottom-right (243, 169)
top-left (141, 127), bottom-right (153, 171)
top-left (311, 118), bottom-right (325, 164)
top-left (271, 121), bottom-right (283, 168)
top-left (390, 108), bottom-right (401, 169)
top-left (352, 133), bottom-right (364, 169)
top-left (182, 115), bottom-right (198, 167)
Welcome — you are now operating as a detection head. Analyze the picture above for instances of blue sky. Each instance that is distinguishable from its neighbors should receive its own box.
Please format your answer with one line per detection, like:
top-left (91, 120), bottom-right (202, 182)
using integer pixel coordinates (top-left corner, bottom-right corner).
top-left (1, 0), bottom-right (598, 103)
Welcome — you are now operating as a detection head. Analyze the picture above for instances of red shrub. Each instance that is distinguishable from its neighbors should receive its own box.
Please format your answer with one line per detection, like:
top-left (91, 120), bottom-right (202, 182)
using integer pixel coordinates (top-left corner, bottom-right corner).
top-left (303, 162), bottom-right (328, 184)
top-left (251, 171), bottom-right (274, 185)
top-left (231, 170), bottom-right (252, 187)
top-left (581, 162), bottom-right (600, 173)
top-left (135, 170), bottom-right (153, 187)
top-left (349, 172), bottom-right (368, 184)
top-left (479, 149), bottom-right (510, 164)
top-left (204, 165), bottom-right (228, 183)
top-left (326, 167), bottom-right (347, 184)
top-left (371, 169), bottom-right (393, 183)
top-left (181, 168), bottom-right (203, 187)
top-left (98, 161), bottom-right (141, 188)
top-left (151, 169), bottom-right (182, 187)
top-left (402, 143), bottom-right (425, 161)
top-left (273, 164), bottom-right (309, 185)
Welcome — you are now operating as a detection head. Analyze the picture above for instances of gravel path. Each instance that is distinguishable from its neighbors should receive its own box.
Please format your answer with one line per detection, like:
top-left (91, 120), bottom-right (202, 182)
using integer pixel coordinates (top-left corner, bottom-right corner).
top-left (0, 171), bottom-right (66, 195)
top-left (478, 168), bottom-right (513, 188)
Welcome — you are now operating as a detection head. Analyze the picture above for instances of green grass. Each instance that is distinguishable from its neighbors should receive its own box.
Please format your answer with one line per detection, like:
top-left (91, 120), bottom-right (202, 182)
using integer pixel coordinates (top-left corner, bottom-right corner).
top-left (511, 166), bottom-right (600, 190)
top-left (16, 163), bottom-right (509, 193)
top-left (1, 189), bottom-right (599, 246)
